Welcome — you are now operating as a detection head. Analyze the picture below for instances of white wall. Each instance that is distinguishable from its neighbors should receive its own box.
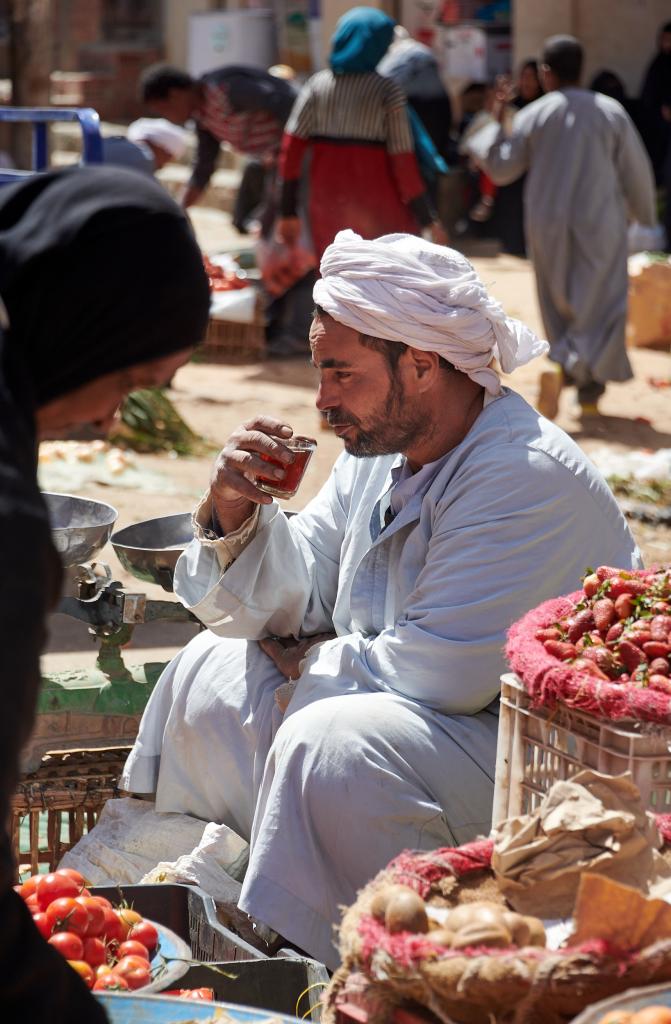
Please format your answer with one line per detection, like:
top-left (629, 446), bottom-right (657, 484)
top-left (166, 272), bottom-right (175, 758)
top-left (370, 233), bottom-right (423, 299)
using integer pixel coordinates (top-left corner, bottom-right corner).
top-left (513, 0), bottom-right (669, 95)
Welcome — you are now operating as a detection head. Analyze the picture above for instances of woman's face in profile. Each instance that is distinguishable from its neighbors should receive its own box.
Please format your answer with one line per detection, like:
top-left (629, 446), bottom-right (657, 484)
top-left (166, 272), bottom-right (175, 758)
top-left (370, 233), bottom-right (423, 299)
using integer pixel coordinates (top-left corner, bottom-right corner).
top-left (35, 348), bottom-right (193, 437)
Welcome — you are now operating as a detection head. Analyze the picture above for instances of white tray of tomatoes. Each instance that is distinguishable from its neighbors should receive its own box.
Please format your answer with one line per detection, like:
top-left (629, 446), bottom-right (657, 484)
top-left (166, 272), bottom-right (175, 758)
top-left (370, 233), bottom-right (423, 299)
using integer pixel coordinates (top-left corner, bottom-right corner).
top-left (16, 867), bottom-right (192, 994)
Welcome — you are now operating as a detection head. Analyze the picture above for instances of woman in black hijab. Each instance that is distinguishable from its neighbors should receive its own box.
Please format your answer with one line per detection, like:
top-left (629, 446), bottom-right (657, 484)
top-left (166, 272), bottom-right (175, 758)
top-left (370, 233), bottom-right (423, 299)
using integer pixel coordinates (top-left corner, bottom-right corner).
top-left (0, 165), bottom-right (209, 1021)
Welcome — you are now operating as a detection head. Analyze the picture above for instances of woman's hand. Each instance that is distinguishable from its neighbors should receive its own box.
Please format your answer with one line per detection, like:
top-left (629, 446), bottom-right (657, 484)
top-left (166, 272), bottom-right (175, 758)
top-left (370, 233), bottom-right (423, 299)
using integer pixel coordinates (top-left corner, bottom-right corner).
top-left (276, 216), bottom-right (301, 246)
top-left (259, 633), bottom-right (336, 680)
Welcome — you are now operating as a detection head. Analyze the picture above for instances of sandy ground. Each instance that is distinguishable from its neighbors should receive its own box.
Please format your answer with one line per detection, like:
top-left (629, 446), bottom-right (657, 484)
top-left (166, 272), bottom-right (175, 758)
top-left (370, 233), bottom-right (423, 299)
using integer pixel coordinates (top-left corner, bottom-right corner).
top-left (42, 222), bottom-right (671, 674)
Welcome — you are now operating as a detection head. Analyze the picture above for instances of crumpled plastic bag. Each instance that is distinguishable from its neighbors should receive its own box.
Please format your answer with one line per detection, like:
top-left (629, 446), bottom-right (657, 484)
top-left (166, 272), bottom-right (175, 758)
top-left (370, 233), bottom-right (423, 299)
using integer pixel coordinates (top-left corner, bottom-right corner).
top-left (59, 797), bottom-right (245, 890)
top-left (491, 770), bottom-right (671, 917)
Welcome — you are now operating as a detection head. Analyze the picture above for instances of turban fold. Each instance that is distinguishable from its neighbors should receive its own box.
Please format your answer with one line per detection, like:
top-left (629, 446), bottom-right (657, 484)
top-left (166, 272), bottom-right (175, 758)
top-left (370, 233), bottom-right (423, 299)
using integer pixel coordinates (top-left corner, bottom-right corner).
top-left (313, 230), bottom-right (549, 394)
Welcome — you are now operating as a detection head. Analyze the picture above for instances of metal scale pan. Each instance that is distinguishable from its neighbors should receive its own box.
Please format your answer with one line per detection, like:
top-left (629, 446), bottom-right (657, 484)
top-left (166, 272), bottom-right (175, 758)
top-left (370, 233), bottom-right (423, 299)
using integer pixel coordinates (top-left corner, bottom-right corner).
top-left (111, 512), bottom-right (193, 592)
top-left (44, 491), bottom-right (118, 567)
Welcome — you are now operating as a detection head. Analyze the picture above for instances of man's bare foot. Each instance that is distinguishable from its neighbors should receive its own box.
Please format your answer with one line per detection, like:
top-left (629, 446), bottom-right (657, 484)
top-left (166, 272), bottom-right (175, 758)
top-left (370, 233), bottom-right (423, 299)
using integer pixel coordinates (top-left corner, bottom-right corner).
top-left (537, 368), bottom-right (563, 420)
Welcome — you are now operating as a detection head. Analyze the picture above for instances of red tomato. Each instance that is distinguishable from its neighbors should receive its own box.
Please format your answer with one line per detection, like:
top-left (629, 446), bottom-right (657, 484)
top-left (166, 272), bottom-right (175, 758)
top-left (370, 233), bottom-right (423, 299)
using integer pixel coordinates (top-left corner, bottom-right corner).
top-left (113, 955), bottom-right (151, 990)
top-left (82, 937), bottom-right (106, 967)
top-left (90, 895), bottom-right (113, 910)
top-left (32, 912), bottom-right (52, 940)
top-left (25, 893), bottom-right (40, 912)
top-left (18, 875), bottom-right (39, 900)
top-left (128, 920), bottom-right (158, 953)
top-left (99, 905), bottom-right (124, 944)
top-left (163, 988), bottom-right (214, 1001)
top-left (56, 868), bottom-right (86, 889)
top-left (67, 960), bottom-right (95, 989)
top-left (94, 974), bottom-right (130, 992)
top-left (48, 931), bottom-right (84, 960)
top-left (117, 940), bottom-right (150, 962)
top-left (46, 897), bottom-right (89, 936)
top-left (75, 896), bottom-right (105, 937)
top-left (116, 908), bottom-right (142, 939)
top-left (36, 872), bottom-right (80, 910)
top-left (95, 964), bottom-right (113, 979)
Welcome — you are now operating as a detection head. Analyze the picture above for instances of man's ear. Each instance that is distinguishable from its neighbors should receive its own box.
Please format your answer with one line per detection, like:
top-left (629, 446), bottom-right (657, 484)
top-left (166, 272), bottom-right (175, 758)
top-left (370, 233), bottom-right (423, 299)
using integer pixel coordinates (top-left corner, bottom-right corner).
top-left (407, 347), bottom-right (441, 391)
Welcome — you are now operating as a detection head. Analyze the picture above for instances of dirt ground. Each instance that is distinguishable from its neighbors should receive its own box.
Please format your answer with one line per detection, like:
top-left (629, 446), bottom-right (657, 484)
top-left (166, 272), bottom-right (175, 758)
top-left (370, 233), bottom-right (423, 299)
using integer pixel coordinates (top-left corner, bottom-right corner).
top-left (42, 219), bottom-right (671, 673)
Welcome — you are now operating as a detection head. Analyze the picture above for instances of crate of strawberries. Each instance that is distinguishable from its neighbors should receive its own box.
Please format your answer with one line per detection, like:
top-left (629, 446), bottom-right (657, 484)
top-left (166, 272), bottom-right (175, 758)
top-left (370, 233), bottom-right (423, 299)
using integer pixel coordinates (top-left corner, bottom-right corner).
top-left (496, 566), bottom-right (671, 820)
top-left (15, 866), bottom-right (197, 996)
top-left (507, 565), bottom-right (671, 723)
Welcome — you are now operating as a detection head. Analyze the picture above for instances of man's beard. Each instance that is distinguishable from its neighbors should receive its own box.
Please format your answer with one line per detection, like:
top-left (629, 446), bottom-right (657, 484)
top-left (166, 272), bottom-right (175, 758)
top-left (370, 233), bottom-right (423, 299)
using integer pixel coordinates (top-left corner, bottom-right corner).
top-left (326, 373), bottom-right (432, 457)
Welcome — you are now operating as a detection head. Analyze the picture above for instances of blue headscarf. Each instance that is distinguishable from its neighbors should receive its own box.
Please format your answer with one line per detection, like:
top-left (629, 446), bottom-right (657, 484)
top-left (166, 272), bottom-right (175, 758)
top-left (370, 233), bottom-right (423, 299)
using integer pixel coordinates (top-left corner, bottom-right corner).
top-left (330, 7), bottom-right (395, 74)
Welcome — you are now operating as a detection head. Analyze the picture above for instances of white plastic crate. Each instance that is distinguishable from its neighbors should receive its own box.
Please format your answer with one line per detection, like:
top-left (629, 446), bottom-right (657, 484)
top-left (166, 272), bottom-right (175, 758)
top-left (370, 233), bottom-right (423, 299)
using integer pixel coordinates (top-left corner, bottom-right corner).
top-left (493, 673), bottom-right (671, 823)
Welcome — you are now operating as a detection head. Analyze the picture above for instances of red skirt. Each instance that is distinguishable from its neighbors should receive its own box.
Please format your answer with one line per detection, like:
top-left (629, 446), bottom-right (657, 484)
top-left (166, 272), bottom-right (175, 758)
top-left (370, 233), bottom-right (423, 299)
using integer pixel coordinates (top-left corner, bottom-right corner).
top-left (308, 140), bottom-right (419, 259)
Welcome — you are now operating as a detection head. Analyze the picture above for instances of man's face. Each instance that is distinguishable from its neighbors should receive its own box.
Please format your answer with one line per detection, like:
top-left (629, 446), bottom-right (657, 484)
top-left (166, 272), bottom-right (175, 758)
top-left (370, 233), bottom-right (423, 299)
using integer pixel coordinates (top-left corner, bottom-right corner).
top-left (310, 314), bottom-right (431, 458)
top-left (36, 349), bottom-right (193, 437)
top-left (148, 88), bottom-right (196, 126)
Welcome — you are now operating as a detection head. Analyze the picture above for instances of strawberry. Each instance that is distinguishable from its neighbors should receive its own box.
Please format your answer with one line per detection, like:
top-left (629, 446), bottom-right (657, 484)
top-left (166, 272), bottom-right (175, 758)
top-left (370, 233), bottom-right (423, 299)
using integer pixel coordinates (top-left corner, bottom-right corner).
top-left (650, 616), bottom-right (671, 641)
top-left (572, 658), bottom-right (609, 679)
top-left (606, 623), bottom-right (624, 644)
top-left (535, 627), bottom-right (561, 642)
top-left (628, 629), bottom-right (653, 648)
top-left (652, 601), bottom-right (670, 615)
top-left (614, 594), bottom-right (634, 620)
top-left (649, 675), bottom-right (671, 694)
top-left (583, 573), bottom-right (600, 598)
top-left (643, 641), bottom-right (671, 660)
top-left (567, 609), bottom-right (595, 643)
top-left (618, 639), bottom-right (647, 672)
top-left (649, 658), bottom-right (670, 676)
top-left (608, 577), bottom-right (649, 598)
top-left (596, 566), bottom-right (624, 582)
top-left (592, 598), bottom-right (616, 632)
top-left (544, 640), bottom-right (577, 661)
top-left (581, 647), bottom-right (618, 677)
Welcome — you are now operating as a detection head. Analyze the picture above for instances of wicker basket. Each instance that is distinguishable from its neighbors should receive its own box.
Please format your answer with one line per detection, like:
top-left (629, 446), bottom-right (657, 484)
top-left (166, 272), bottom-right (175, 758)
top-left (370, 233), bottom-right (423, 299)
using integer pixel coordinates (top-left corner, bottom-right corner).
top-left (197, 293), bottom-right (266, 364)
top-left (11, 745), bottom-right (131, 878)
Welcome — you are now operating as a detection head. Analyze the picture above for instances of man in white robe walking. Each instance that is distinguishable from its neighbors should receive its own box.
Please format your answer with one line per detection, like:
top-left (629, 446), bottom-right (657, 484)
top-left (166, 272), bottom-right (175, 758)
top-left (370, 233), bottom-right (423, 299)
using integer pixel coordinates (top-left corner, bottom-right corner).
top-left (466, 35), bottom-right (656, 418)
top-left (122, 231), bottom-right (639, 968)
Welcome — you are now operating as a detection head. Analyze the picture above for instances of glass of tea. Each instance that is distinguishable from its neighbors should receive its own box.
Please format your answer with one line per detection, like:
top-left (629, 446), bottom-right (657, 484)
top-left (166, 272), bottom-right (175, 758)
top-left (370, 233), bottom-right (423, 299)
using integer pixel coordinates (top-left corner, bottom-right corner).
top-left (255, 436), bottom-right (317, 499)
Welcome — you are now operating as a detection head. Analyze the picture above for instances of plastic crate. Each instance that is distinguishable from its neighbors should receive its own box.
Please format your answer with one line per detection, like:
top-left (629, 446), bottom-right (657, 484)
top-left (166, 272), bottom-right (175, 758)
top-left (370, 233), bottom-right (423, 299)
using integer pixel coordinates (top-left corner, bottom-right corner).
top-left (90, 883), bottom-right (329, 1020)
top-left (177, 958), bottom-right (329, 1020)
top-left (493, 673), bottom-right (671, 823)
top-left (90, 883), bottom-right (264, 963)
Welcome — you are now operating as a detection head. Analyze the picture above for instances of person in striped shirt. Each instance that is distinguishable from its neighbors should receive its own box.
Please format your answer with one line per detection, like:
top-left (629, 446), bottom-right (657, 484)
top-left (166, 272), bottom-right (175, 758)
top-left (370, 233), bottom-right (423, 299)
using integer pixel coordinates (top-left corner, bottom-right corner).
top-left (277, 7), bottom-right (447, 259)
top-left (139, 63), bottom-right (297, 210)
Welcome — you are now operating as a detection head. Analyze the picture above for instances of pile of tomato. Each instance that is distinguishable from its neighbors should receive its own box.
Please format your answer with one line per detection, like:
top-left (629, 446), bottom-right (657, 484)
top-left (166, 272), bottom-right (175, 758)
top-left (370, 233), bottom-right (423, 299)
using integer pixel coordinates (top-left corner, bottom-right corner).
top-left (203, 255), bottom-right (249, 292)
top-left (16, 867), bottom-right (159, 992)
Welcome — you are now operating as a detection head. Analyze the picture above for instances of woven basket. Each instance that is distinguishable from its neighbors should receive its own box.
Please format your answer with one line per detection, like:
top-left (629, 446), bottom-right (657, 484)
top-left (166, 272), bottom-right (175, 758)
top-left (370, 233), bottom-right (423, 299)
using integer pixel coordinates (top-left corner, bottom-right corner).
top-left (326, 842), bottom-right (671, 1024)
top-left (11, 745), bottom-right (131, 878)
top-left (197, 294), bottom-right (266, 364)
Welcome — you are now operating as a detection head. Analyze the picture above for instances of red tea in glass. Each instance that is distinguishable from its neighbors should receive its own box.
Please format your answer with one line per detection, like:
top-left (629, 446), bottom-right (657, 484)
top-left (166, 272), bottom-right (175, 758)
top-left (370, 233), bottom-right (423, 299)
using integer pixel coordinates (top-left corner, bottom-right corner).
top-left (256, 436), bottom-right (317, 499)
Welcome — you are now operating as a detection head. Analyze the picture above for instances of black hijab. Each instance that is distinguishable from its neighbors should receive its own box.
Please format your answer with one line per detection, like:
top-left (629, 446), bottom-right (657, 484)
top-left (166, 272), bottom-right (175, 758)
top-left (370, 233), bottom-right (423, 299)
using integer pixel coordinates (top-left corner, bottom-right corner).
top-left (0, 167), bottom-right (210, 947)
top-left (0, 164), bottom-right (210, 406)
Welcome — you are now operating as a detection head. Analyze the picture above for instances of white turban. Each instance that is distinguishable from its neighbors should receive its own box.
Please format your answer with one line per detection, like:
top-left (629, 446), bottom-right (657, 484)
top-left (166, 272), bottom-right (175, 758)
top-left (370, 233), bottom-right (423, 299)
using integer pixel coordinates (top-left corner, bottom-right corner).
top-left (313, 231), bottom-right (549, 395)
top-left (127, 118), bottom-right (190, 160)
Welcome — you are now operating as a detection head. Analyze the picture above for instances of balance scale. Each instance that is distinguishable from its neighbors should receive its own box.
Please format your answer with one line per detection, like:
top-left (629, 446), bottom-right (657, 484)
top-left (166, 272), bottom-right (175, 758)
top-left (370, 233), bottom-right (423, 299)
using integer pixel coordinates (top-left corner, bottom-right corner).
top-left (26, 493), bottom-right (197, 773)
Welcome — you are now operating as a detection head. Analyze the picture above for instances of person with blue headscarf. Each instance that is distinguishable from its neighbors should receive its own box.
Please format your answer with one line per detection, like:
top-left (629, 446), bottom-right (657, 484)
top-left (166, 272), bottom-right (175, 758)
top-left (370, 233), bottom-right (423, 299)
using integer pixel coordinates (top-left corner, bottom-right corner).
top-left (277, 6), bottom-right (447, 258)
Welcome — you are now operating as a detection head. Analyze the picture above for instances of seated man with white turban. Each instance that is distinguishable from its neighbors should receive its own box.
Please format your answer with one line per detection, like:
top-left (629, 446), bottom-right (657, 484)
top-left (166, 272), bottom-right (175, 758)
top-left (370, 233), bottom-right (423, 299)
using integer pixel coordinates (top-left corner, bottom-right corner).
top-left (122, 231), bottom-right (639, 968)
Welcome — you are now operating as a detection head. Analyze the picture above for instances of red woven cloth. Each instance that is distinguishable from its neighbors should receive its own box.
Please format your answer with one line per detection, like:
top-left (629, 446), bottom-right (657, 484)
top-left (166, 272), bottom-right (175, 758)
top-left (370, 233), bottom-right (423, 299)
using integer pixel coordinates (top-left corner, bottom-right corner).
top-left (385, 839), bottom-right (495, 898)
top-left (506, 590), bottom-right (671, 725)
